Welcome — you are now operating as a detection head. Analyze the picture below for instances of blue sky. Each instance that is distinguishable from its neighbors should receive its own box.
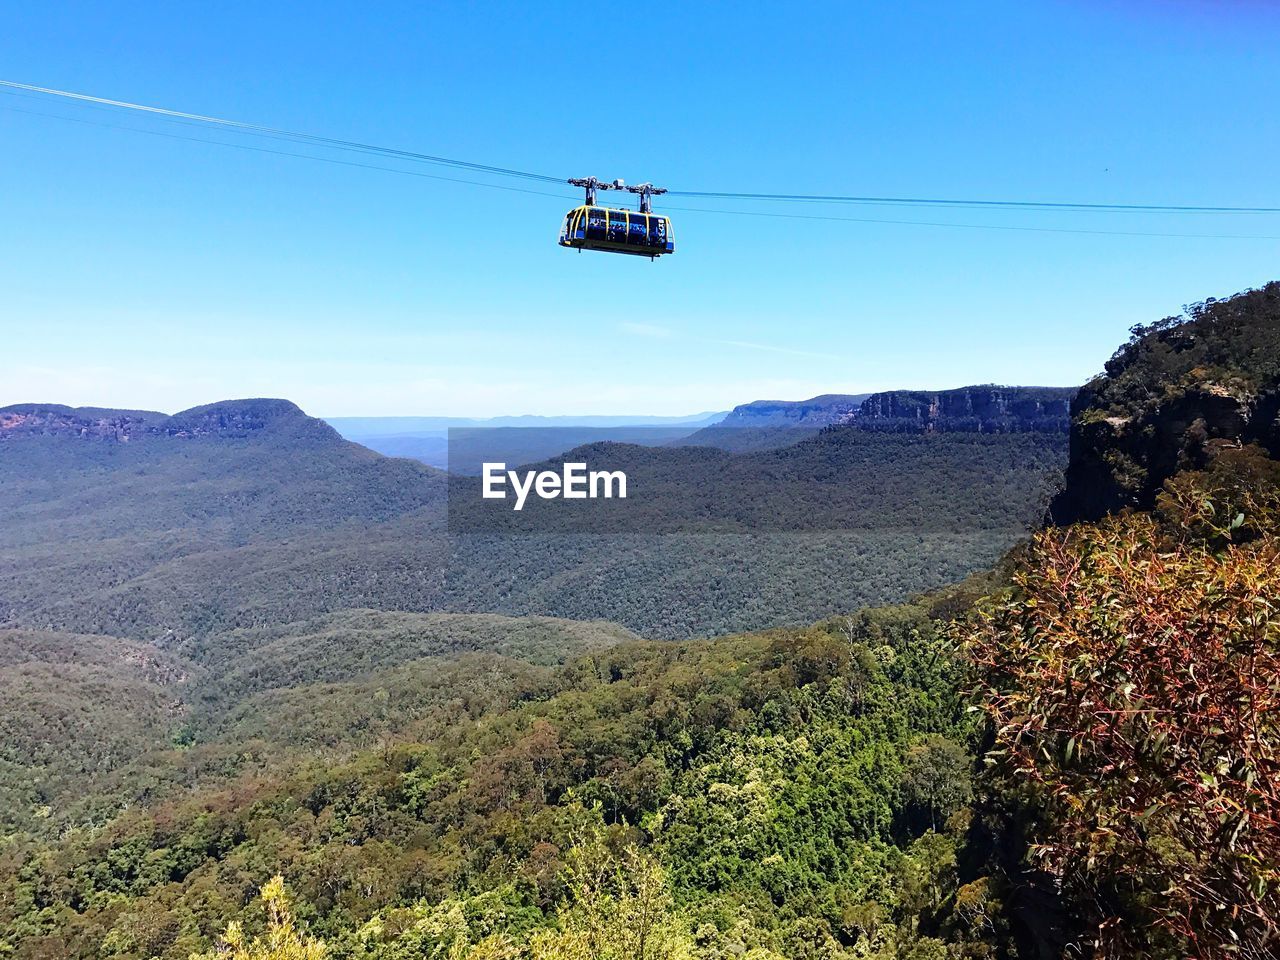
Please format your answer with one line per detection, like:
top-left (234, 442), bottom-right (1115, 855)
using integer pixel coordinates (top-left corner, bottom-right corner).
top-left (2, 1), bottom-right (1278, 416)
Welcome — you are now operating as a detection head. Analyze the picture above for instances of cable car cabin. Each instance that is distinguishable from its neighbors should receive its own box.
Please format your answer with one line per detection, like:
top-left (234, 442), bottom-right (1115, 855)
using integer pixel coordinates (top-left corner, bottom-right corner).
top-left (558, 206), bottom-right (675, 259)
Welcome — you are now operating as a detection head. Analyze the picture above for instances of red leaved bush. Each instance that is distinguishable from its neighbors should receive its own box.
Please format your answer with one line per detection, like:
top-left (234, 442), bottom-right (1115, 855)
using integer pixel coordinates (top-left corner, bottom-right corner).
top-left (966, 450), bottom-right (1280, 959)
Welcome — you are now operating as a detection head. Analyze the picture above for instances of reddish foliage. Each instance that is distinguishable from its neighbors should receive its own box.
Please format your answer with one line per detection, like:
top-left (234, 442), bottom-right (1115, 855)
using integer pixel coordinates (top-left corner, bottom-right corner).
top-left (966, 506), bottom-right (1280, 959)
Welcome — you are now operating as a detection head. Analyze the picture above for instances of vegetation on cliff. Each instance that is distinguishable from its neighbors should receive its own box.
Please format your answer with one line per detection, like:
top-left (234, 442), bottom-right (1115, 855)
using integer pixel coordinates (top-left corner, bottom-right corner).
top-left (1053, 281), bottom-right (1280, 523)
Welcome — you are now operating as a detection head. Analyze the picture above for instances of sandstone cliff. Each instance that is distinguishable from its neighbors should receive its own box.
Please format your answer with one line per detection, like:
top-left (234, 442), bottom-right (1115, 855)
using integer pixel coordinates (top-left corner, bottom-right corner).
top-left (845, 386), bottom-right (1074, 433)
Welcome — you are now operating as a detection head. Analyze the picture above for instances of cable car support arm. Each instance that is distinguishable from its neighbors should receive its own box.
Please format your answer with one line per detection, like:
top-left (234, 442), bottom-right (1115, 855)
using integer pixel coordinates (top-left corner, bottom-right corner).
top-left (568, 177), bottom-right (668, 212)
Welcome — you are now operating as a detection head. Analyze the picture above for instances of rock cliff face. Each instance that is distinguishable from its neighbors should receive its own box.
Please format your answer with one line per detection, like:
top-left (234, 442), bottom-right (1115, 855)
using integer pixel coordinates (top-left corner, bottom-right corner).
top-left (712, 387), bottom-right (1075, 436)
top-left (717, 394), bottom-right (871, 427)
top-left (842, 386), bottom-right (1075, 433)
top-left (0, 399), bottom-right (341, 444)
top-left (1051, 281), bottom-right (1280, 523)
top-left (0, 405), bottom-right (165, 442)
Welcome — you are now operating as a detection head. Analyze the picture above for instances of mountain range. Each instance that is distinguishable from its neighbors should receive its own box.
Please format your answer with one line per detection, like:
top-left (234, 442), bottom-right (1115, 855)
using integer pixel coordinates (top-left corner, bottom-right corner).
top-left (0, 385), bottom-right (1067, 641)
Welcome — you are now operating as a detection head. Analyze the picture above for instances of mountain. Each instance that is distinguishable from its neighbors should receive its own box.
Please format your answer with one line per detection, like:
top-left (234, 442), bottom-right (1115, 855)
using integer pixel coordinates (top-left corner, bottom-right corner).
top-left (453, 428), bottom-right (1067, 534)
top-left (676, 392), bottom-right (872, 452)
top-left (665, 423), bottom-right (822, 452)
top-left (963, 283), bottom-right (1280, 957)
top-left (1, 398), bottom-right (340, 442)
top-left (1052, 281), bottom-right (1280, 523)
top-left (0, 397), bottom-right (444, 549)
top-left (0, 403), bottom-right (170, 437)
top-left (329, 426), bottom-right (712, 473)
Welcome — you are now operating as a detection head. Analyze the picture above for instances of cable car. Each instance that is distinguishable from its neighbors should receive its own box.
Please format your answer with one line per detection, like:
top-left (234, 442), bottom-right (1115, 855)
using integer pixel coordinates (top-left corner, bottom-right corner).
top-left (558, 206), bottom-right (675, 258)
top-left (559, 178), bottom-right (675, 260)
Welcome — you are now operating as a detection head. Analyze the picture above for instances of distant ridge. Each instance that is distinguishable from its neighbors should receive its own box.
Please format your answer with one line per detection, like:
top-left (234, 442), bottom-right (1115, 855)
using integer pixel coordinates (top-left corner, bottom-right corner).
top-left (0, 398), bottom-right (342, 443)
top-left (685, 386), bottom-right (1075, 451)
top-left (716, 393), bottom-right (872, 428)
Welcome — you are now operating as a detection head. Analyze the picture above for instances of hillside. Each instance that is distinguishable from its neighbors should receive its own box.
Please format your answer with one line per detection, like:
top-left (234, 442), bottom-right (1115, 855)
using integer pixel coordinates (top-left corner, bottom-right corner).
top-left (677, 393), bottom-right (869, 450)
top-left (0, 597), bottom-right (992, 960)
top-left (0, 398), bottom-right (444, 546)
top-left (957, 282), bottom-right (1280, 957)
top-left (454, 429), bottom-right (1067, 534)
top-left (2, 398), bottom-right (338, 443)
top-left (0, 611), bottom-right (639, 835)
top-left (441, 424), bottom-right (705, 475)
top-left (0, 629), bottom-right (191, 832)
top-left (184, 609), bottom-right (637, 716)
top-left (667, 422), bottom-right (821, 452)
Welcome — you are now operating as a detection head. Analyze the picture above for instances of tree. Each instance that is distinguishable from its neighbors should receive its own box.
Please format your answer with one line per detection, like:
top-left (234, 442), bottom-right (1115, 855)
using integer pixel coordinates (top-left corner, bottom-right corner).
top-left (901, 736), bottom-right (972, 832)
top-left (193, 876), bottom-right (326, 960)
top-left (552, 813), bottom-right (692, 960)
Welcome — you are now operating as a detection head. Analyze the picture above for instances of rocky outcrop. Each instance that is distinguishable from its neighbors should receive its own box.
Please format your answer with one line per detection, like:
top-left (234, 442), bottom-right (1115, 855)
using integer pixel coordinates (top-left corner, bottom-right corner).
top-left (164, 399), bottom-right (339, 441)
top-left (712, 387), bottom-right (1075, 436)
top-left (1051, 281), bottom-right (1280, 524)
top-left (0, 405), bottom-right (164, 442)
top-left (0, 399), bottom-right (341, 444)
top-left (842, 386), bottom-right (1074, 433)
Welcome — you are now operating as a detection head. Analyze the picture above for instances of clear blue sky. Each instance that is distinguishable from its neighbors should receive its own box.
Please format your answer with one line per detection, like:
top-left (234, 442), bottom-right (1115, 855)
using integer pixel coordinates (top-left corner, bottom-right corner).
top-left (2, 1), bottom-right (1278, 416)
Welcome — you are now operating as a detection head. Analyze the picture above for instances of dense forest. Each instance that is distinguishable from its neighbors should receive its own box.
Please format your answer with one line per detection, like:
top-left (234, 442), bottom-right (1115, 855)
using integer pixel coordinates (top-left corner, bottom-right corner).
top-left (450, 431), bottom-right (1066, 533)
top-left (3, 593), bottom-right (994, 959)
top-left (2, 284), bottom-right (1279, 958)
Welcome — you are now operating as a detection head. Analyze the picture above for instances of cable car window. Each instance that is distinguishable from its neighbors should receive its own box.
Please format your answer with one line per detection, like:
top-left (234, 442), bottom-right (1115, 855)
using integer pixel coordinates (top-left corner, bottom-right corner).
top-left (650, 217), bottom-right (667, 247)
top-left (587, 208), bottom-right (607, 240)
top-left (607, 211), bottom-right (627, 242)
top-left (628, 214), bottom-right (649, 243)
